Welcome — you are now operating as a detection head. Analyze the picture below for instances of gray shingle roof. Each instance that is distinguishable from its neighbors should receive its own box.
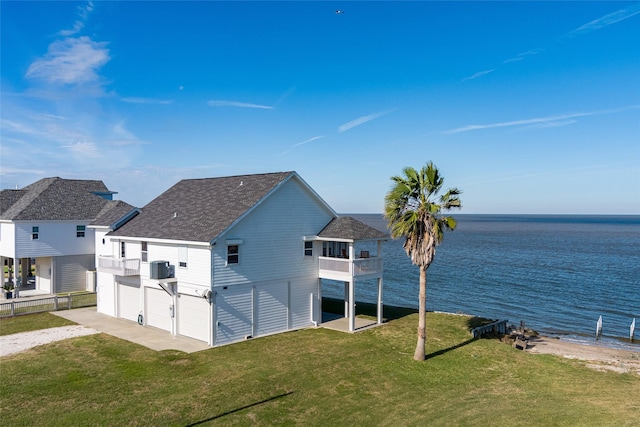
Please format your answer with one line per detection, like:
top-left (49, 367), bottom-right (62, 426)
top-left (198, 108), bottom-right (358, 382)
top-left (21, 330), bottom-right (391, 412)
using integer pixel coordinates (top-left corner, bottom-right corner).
top-left (0, 177), bottom-right (112, 221)
top-left (91, 200), bottom-right (138, 227)
top-left (108, 172), bottom-right (294, 242)
top-left (318, 216), bottom-right (389, 241)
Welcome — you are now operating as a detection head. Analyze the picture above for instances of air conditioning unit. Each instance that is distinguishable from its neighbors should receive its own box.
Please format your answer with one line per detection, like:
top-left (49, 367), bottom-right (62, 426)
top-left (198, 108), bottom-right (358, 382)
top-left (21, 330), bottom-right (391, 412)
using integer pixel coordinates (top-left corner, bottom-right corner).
top-left (150, 261), bottom-right (173, 279)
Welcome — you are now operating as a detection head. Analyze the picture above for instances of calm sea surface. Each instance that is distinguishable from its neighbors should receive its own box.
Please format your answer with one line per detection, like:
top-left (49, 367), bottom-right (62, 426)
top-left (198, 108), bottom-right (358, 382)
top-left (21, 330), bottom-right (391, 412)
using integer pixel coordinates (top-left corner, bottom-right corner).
top-left (325, 214), bottom-right (640, 350)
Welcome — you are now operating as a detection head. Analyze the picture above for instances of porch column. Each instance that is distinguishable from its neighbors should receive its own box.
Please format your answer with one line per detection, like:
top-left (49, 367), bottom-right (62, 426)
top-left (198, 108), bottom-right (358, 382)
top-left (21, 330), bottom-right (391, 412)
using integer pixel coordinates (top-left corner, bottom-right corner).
top-left (344, 281), bottom-right (349, 318)
top-left (349, 279), bottom-right (355, 332)
top-left (377, 277), bottom-right (383, 325)
top-left (13, 257), bottom-right (20, 297)
top-left (21, 258), bottom-right (29, 286)
top-left (317, 278), bottom-right (322, 324)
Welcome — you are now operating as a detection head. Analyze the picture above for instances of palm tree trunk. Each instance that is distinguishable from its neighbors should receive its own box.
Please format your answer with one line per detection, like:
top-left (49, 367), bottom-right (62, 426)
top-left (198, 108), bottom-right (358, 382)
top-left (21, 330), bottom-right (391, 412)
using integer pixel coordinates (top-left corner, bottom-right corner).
top-left (414, 265), bottom-right (427, 361)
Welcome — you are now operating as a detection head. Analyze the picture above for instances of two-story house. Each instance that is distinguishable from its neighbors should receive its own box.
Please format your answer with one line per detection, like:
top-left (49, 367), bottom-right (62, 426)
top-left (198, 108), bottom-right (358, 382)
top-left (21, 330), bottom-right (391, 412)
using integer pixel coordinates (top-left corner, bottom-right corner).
top-left (0, 177), bottom-right (132, 297)
top-left (95, 171), bottom-right (388, 346)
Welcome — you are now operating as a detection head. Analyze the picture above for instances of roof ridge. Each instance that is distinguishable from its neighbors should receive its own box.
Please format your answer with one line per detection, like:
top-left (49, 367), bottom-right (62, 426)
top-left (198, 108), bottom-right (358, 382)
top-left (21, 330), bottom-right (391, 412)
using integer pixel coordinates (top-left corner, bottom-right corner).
top-left (178, 171), bottom-right (293, 182)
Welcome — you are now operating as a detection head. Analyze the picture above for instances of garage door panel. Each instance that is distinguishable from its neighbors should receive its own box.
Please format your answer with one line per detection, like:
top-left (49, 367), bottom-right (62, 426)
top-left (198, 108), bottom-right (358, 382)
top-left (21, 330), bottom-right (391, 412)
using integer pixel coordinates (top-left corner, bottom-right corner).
top-left (145, 288), bottom-right (172, 332)
top-left (117, 283), bottom-right (140, 322)
top-left (256, 283), bottom-right (288, 336)
top-left (215, 286), bottom-right (252, 346)
top-left (177, 294), bottom-right (210, 342)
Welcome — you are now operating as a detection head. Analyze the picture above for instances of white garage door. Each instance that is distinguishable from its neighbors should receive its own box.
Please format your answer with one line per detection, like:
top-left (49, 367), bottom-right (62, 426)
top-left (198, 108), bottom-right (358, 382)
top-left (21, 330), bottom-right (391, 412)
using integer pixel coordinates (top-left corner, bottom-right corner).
top-left (117, 283), bottom-right (140, 322)
top-left (145, 288), bottom-right (173, 332)
top-left (177, 294), bottom-right (210, 343)
top-left (215, 285), bottom-right (252, 346)
top-left (256, 282), bottom-right (288, 336)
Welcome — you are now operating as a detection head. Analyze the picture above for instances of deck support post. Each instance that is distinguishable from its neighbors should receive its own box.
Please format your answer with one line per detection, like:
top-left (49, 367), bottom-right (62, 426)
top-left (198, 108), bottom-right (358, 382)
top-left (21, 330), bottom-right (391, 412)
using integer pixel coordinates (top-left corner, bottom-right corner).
top-left (377, 277), bottom-right (383, 325)
top-left (343, 281), bottom-right (349, 318)
top-left (348, 279), bottom-right (355, 332)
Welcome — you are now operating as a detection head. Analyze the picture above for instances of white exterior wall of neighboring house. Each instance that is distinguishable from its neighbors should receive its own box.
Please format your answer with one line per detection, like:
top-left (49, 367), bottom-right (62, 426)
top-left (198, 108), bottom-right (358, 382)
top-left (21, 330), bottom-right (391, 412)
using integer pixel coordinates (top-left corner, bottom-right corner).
top-left (1, 220), bottom-right (95, 293)
top-left (93, 226), bottom-right (115, 315)
top-left (13, 220), bottom-right (95, 258)
top-left (51, 254), bottom-right (95, 293)
top-left (34, 257), bottom-right (52, 293)
top-left (94, 227), bottom-right (112, 258)
top-left (0, 222), bottom-right (16, 258)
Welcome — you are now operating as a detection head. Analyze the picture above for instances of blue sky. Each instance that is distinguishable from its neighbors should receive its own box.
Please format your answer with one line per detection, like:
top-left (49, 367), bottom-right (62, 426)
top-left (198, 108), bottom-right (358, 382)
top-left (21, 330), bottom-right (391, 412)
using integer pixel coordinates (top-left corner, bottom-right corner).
top-left (1, 1), bottom-right (639, 214)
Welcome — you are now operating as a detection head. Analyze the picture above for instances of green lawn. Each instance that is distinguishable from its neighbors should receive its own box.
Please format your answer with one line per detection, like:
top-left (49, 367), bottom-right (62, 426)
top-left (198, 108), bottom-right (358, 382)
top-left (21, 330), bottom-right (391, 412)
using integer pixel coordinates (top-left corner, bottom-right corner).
top-left (1, 304), bottom-right (638, 426)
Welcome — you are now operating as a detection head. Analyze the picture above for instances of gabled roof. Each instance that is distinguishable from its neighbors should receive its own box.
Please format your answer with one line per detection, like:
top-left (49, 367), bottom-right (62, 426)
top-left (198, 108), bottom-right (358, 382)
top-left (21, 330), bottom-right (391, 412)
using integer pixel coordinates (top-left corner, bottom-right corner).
top-left (108, 172), bottom-right (306, 242)
top-left (91, 200), bottom-right (139, 228)
top-left (0, 177), bottom-right (112, 221)
top-left (317, 216), bottom-right (389, 241)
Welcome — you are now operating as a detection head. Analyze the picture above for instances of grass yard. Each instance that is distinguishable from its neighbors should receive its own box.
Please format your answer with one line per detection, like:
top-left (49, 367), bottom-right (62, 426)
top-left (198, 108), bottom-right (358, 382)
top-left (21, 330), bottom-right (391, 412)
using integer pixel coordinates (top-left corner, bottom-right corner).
top-left (1, 305), bottom-right (639, 426)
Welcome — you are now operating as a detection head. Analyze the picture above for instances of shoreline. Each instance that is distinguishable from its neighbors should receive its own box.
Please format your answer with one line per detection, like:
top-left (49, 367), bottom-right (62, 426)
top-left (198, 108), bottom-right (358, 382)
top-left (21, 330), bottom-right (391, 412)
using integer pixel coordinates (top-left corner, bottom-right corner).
top-left (525, 335), bottom-right (640, 375)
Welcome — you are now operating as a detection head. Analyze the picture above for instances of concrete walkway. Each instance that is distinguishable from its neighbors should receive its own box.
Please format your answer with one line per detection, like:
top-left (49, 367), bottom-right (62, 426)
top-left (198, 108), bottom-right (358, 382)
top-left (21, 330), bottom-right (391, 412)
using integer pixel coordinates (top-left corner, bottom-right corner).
top-left (320, 312), bottom-right (382, 333)
top-left (52, 307), bottom-right (211, 354)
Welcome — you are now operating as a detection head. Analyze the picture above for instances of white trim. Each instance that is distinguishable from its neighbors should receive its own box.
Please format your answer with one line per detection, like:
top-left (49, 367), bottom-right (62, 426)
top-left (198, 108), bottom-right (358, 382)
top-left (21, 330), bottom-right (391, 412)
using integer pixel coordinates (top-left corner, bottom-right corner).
top-left (104, 236), bottom-right (210, 247)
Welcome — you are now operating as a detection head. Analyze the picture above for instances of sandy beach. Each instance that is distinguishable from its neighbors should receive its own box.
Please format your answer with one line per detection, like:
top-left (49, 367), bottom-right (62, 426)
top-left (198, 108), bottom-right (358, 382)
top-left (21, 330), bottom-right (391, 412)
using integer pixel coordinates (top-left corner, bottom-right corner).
top-left (525, 336), bottom-right (640, 375)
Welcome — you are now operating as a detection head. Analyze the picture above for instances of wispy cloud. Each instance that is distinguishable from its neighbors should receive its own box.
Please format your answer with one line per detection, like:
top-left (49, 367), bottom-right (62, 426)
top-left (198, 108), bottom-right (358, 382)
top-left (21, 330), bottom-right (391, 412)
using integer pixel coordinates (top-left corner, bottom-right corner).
top-left (25, 36), bottom-right (110, 85)
top-left (275, 87), bottom-right (296, 106)
top-left (59, 1), bottom-right (94, 36)
top-left (503, 48), bottom-right (544, 64)
top-left (207, 100), bottom-right (273, 109)
top-left (62, 141), bottom-right (101, 158)
top-left (293, 135), bottom-right (324, 147)
top-left (443, 105), bottom-right (640, 134)
top-left (462, 69), bottom-right (495, 82)
top-left (567, 3), bottom-right (640, 37)
top-left (121, 97), bottom-right (173, 105)
top-left (338, 109), bottom-right (395, 133)
top-left (462, 164), bottom-right (615, 187)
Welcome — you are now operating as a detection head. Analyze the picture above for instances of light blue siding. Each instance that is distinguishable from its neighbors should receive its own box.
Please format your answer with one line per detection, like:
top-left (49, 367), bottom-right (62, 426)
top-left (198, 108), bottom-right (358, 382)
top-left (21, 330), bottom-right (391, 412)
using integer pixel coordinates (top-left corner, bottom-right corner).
top-left (212, 176), bottom-right (333, 287)
top-left (256, 282), bottom-right (289, 336)
top-left (214, 284), bottom-right (253, 345)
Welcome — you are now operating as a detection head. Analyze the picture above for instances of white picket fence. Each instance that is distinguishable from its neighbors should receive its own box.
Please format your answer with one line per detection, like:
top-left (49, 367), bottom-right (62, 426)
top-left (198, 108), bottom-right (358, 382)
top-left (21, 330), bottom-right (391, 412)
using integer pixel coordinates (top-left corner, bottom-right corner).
top-left (0, 292), bottom-right (96, 317)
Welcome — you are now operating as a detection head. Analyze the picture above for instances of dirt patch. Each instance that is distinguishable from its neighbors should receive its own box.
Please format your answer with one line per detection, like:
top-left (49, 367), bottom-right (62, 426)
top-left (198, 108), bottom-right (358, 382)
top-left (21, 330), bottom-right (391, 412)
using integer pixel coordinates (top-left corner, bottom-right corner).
top-left (525, 336), bottom-right (640, 375)
top-left (0, 325), bottom-right (99, 357)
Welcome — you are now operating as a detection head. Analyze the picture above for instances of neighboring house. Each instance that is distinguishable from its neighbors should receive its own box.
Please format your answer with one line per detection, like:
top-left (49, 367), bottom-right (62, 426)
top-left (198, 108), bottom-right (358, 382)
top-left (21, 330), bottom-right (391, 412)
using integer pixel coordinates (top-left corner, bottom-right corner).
top-left (95, 171), bottom-right (388, 346)
top-left (0, 177), bottom-right (132, 296)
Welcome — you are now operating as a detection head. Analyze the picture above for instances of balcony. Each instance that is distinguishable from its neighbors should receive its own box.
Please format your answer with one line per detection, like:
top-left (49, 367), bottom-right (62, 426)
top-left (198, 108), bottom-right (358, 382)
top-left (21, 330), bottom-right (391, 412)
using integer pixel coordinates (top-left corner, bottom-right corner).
top-left (97, 257), bottom-right (140, 276)
top-left (318, 256), bottom-right (383, 281)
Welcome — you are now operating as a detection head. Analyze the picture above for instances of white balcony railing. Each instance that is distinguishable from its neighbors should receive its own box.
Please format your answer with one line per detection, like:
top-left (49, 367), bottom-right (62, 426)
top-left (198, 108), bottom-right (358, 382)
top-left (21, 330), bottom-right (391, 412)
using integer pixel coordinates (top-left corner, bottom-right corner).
top-left (97, 257), bottom-right (141, 276)
top-left (318, 256), bottom-right (383, 279)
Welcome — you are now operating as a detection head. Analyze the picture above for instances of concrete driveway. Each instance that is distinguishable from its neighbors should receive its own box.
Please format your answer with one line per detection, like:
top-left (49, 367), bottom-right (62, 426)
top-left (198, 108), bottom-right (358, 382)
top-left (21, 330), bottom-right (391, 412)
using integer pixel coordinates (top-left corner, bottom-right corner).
top-left (52, 307), bottom-right (210, 354)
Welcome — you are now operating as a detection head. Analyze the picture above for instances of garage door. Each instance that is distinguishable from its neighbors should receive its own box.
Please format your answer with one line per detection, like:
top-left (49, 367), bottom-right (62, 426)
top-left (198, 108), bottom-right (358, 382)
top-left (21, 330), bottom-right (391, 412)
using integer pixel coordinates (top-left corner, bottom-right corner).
top-left (177, 294), bottom-right (210, 343)
top-left (256, 282), bottom-right (288, 336)
top-left (117, 283), bottom-right (140, 322)
top-left (145, 288), bottom-right (173, 332)
top-left (215, 285), bottom-right (252, 346)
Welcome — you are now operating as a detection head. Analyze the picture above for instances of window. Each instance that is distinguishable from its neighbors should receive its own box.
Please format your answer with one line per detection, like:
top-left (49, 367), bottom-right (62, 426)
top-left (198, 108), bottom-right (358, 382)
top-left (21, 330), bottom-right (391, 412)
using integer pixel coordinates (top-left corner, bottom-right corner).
top-left (304, 241), bottom-right (313, 257)
top-left (76, 225), bottom-right (86, 238)
top-left (141, 241), bottom-right (148, 262)
top-left (227, 245), bottom-right (239, 264)
top-left (120, 241), bottom-right (126, 259)
top-left (323, 241), bottom-right (348, 258)
top-left (32, 226), bottom-right (39, 240)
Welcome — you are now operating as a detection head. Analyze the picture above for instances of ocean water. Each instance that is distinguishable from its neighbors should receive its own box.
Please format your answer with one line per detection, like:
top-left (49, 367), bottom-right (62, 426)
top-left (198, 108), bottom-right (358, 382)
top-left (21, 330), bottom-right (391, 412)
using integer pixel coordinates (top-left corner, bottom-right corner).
top-left (324, 214), bottom-right (640, 350)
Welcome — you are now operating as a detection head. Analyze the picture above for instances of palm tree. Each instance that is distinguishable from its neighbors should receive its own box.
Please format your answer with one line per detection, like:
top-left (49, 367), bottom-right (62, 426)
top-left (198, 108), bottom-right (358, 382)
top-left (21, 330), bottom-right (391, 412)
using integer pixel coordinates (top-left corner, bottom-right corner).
top-left (384, 162), bottom-right (462, 361)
